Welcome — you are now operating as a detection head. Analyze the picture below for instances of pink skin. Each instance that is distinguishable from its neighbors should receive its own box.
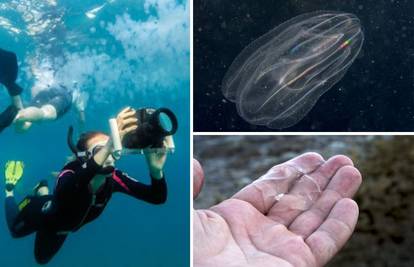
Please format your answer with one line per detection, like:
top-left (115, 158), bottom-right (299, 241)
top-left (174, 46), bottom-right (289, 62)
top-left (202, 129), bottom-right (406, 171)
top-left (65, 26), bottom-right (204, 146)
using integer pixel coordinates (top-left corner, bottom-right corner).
top-left (87, 134), bottom-right (109, 148)
top-left (193, 153), bottom-right (362, 267)
top-left (193, 159), bottom-right (204, 199)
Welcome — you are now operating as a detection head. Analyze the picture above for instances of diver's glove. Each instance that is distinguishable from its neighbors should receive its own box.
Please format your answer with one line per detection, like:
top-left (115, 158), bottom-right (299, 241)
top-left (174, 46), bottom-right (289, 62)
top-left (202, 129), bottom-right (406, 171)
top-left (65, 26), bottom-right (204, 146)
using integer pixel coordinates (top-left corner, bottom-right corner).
top-left (4, 160), bottom-right (24, 191)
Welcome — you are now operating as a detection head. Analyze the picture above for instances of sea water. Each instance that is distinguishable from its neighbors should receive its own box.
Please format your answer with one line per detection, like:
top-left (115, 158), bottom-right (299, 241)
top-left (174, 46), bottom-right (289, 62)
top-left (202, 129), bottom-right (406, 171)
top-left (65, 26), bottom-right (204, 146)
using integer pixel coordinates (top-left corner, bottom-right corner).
top-left (0, 0), bottom-right (189, 266)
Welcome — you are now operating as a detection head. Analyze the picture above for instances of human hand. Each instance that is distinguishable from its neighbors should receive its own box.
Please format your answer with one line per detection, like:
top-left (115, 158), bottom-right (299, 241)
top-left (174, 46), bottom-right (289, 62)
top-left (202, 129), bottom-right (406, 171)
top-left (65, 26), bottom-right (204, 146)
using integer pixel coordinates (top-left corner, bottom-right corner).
top-left (116, 107), bottom-right (138, 142)
top-left (193, 153), bottom-right (362, 267)
top-left (144, 140), bottom-right (168, 179)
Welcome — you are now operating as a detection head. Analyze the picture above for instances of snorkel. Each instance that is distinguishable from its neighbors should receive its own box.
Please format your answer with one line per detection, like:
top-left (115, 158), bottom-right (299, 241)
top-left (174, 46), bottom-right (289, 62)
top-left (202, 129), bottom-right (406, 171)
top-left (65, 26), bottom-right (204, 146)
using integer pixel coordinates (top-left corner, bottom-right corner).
top-left (67, 126), bottom-right (90, 163)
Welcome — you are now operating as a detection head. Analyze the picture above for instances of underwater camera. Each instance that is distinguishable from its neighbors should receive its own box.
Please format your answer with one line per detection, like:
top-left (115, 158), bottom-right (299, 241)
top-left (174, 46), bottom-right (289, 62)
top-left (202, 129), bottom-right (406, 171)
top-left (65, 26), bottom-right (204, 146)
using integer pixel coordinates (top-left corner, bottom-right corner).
top-left (110, 107), bottom-right (178, 157)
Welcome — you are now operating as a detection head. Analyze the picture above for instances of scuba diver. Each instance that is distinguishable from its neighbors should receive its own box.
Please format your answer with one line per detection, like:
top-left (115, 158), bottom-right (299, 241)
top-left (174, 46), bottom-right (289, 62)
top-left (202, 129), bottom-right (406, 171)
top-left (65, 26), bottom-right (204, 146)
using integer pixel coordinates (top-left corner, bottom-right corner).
top-left (3, 107), bottom-right (169, 264)
top-left (0, 48), bottom-right (87, 133)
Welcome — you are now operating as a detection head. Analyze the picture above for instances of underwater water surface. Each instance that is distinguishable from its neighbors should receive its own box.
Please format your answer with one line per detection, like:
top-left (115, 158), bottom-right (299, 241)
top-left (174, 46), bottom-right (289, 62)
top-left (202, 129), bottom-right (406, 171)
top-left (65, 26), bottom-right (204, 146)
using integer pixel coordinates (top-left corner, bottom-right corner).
top-left (0, 0), bottom-right (189, 266)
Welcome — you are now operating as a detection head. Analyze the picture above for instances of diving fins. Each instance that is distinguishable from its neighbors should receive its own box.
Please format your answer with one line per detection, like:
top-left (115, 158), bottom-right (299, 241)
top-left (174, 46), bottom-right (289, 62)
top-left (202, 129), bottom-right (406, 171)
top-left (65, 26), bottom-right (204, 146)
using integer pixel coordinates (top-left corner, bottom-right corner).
top-left (5, 160), bottom-right (24, 191)
top-left (0, 105), bottom-right (18, 133)
top-left (0, 48), bottom-right (22, 96)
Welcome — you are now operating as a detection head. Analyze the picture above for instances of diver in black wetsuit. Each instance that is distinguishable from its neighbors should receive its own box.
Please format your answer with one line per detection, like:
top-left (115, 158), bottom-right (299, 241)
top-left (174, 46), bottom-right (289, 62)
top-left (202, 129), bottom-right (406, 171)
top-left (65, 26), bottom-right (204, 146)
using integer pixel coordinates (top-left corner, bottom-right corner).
top-left (4, 107), bottom-right (168, 264)
top-left (0, 48), bottom-right (87, 133)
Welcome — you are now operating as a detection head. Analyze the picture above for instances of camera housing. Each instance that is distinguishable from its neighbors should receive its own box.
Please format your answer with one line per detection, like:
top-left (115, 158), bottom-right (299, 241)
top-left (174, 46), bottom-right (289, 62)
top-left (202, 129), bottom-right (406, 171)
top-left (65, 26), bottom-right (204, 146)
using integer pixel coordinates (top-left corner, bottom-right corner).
top-left (122, 107), bottom-right (178, 150)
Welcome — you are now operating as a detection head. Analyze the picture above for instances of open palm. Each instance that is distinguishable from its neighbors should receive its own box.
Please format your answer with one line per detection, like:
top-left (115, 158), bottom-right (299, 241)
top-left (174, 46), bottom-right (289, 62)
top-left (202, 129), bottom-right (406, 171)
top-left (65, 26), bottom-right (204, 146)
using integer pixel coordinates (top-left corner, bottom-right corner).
top-left (194, 153), bottom-right (362, 267)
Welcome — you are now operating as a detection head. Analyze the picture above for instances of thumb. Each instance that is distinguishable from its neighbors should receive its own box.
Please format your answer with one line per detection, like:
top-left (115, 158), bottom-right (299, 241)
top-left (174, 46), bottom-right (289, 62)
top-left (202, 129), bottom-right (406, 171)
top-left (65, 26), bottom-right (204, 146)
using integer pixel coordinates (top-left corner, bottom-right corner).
top-left (193, 158), bottom-right (205, 199)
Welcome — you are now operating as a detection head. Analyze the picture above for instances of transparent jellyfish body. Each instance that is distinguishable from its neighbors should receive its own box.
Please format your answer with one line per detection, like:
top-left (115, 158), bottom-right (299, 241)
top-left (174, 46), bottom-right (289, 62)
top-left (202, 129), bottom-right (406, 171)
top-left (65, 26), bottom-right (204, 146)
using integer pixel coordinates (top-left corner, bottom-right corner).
top-left (222, 11), bottom-right (364, 129)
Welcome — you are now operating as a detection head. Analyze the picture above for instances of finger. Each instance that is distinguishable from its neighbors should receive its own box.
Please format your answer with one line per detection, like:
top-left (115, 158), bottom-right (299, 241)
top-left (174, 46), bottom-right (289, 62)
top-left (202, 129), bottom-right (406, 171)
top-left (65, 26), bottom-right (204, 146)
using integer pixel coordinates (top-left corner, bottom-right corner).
top-left (120, 125), bottom-right (138, 136)
top-left (232, 152), bottom-right (325, 214)
top-left (118, 107), bottom-right (135, 119)
top-left (121, 117), bottom-right (138, 128)
top-left (119, 109), bottom-right (136, 120)
top-left (116, 110), bottom-right (129, 124)
top-left (306, 198), bottom-right (359, 266)
top-left (267, 155), bottom-right (354, 225)
top-left (119, 107), bottom-right (131, 116)
top-left (162, 139), bottom-right (168, 148)
top-left (193, 159), bottom-right (205, 199)
top-left (117, 116), bottom-right (137, 129)
top-left (124, 109), bottom-right (136, 117)
top-left (121, 124), bottom-right (138, 133)
top-left (289, 166), bottom-right (362, 238)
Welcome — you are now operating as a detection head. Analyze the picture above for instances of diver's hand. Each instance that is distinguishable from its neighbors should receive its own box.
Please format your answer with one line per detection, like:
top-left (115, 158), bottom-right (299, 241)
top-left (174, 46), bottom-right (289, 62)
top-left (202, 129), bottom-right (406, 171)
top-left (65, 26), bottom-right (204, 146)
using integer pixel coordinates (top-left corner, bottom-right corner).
top-left (193, 153), bottom-right (362, 267)
top-left (144, 141), bottom-right (168, 179)
top-left (116, 107), bottom-right (138, 141)
top-left (145, 151), bottom-right (167, 179)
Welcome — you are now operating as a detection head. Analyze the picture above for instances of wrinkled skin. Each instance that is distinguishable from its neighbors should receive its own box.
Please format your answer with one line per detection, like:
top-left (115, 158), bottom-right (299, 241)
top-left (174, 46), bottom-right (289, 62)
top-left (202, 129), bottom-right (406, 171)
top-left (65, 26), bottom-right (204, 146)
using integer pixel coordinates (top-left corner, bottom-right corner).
top-left (194, 153), bottom-right (362, 267)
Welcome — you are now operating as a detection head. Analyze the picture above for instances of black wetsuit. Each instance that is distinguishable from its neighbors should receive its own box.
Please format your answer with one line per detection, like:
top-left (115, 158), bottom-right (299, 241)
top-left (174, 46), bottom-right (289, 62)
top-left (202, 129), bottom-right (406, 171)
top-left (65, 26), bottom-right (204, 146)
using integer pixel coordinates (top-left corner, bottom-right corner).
top-left (4, 158), bottom-right (167, 264)
top-left (0, 48), bottom-right (23, 132)
top-left (0, 48), bottom-right (22, 97)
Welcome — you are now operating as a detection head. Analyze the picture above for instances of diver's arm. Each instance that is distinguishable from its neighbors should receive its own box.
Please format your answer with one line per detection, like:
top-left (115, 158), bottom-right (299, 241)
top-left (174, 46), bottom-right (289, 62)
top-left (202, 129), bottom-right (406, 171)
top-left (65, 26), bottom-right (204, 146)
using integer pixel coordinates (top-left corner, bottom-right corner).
top-left (112, 170), bottom-right (167, 204)
top-left (72, 89), bottom-right (87, 125)
top-left (75, 100), bottom-right (86, 125)
top-left (87, 107), bottom-right (137, 167)
top-left (93, 139), bottom-right (113, 166)
top-left (72, 99), bottom-right (86, 128)
top-left (143, 139), bottom-right (169, 179)
top-left (78, 110), bottom-right (86, 125)
top-left (149, 167), bottom-right (163, 180)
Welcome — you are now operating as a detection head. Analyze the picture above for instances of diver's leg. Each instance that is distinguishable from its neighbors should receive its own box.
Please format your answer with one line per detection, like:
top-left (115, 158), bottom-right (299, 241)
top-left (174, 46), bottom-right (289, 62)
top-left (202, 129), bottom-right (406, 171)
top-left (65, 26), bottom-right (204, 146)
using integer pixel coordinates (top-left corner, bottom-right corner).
top-left (4, 161), bottom-right (34, 237)
top-left (4, 196), bottom-right (19, 233)
top-left (0, 48), bottom-right (23, 102)
top-left (15, 106), bottom-right (46, 122)
top-left (0, 105), bottom-right (18, 132)
top-left (4, 196), bottom-right (36, 237)
top-left (0, 48), bottom-right (24, 132)
top-left (40, 104), bottom-right (57, 120)
top-left (34, 231), bottom-right (67, 265)
top-left (12, 95), bottom-right (24, 110)
top-left (15, 104), bottom-right (57, 122)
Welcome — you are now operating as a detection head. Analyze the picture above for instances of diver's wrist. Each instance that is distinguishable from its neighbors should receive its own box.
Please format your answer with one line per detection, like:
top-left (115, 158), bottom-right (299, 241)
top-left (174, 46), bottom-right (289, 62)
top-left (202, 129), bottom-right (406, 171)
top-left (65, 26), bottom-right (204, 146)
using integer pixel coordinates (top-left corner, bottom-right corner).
top-left (150, 168), bottom-right (163, 179)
